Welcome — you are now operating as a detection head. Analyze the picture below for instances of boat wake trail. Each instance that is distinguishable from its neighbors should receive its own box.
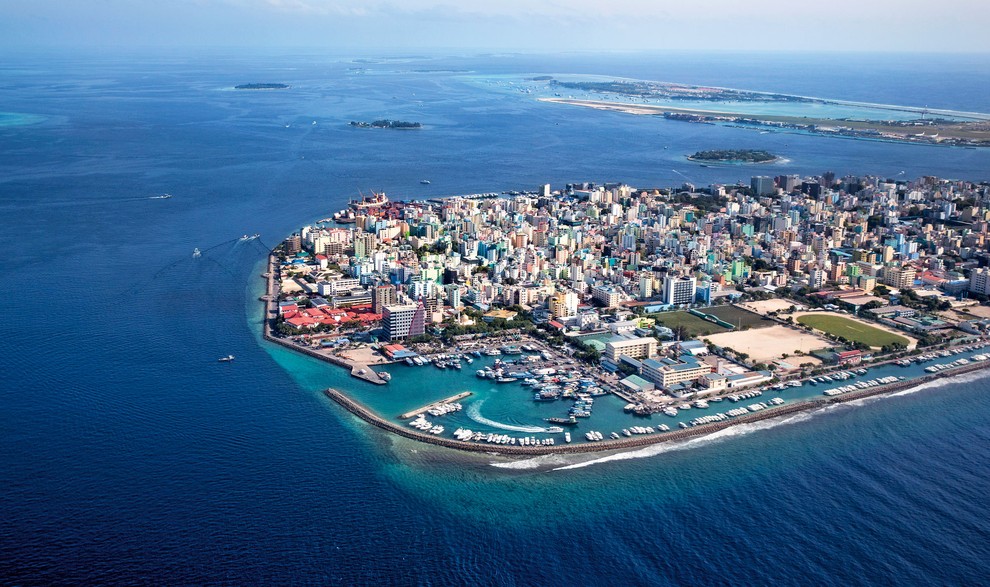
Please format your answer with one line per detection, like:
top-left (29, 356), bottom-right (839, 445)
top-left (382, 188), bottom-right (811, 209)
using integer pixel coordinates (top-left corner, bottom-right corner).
top-left (466, 400), bottom-right (546, 433)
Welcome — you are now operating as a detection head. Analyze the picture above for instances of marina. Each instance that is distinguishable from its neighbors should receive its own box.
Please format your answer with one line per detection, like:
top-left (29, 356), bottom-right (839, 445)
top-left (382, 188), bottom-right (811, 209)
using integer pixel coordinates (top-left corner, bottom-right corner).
top-left (324, 352), bottom-right (990, 455)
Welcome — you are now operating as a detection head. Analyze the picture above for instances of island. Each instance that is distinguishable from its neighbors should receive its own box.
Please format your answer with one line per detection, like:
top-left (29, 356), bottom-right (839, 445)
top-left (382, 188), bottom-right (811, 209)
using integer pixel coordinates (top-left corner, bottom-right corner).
top-left (349, 119), bottom-right (422, 129)
top-left (542, 98), bottom-right (990, 148)
top-left (234, 83), bottom-right (289, 90)
top-left (688, 150), bottom-right (779, 163)
top-left (261, 174), bottom-right (990, 457)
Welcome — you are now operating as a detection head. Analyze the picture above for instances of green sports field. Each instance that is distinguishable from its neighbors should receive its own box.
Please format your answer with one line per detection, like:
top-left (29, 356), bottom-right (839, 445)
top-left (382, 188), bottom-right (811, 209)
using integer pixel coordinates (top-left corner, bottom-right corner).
top-left (651, 311), bottom-right (731, 338)
top-left (797, 314), bottom-right (910, 348)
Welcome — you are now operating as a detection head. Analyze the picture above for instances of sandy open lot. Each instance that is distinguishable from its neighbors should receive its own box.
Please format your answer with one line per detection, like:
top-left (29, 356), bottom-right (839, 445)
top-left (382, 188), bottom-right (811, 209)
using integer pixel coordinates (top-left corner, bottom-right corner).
top-left (702, 325), bottom-right (830, 363)
top-left (738, 299), bottom-right (799, 315)
top-left (339, 345), bottom-right (390, 365)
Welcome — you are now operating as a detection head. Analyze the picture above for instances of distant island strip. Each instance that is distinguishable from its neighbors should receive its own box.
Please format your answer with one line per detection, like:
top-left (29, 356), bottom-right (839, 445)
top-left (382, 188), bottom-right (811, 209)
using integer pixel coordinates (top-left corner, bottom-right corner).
top-left (235, 83), bottom-right (289, 90)
top-left (541, 98), bottom-right (990, 147)
top-left (688, 150), bottom-right (779, 164)
top-left (349, 120), bottom-right (422, 129)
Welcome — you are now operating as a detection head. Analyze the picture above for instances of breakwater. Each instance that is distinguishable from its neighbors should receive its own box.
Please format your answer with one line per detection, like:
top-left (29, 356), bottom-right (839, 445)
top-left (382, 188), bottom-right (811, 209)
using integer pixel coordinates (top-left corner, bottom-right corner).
top-left (324, 358), bottom-right (990, 456)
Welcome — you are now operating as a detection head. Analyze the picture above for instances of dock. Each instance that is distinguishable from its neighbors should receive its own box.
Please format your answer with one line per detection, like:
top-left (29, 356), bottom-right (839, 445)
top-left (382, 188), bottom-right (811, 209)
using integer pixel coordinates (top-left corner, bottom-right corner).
top-left (350, 364), bottom-right (387, 385)
top-left (399, 392), bottom-right (473, 419)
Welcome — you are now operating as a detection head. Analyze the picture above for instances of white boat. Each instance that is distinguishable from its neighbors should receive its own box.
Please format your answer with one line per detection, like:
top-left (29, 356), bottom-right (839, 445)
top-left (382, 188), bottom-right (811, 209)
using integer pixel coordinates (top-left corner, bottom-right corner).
top-left (218, 354), bottom-right (235, 362)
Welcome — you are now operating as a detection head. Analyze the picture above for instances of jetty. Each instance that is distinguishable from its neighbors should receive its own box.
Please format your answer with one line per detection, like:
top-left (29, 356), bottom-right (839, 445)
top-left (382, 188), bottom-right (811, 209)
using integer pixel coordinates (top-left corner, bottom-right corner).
top-left (399, 392), bottom-right (473, 419)
top-left (324, 358), bottom-right (990, 456)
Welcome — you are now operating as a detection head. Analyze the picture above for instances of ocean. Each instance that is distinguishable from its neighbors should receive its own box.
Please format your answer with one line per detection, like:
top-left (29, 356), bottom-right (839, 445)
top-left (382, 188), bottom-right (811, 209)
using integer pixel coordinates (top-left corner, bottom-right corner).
top-left (1, 51), bottom-right (989, 585)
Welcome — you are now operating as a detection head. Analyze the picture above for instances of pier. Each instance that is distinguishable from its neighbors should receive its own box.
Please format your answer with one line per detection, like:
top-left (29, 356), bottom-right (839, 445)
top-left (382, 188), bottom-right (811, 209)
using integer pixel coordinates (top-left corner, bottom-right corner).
top-left (399, 392), bottom-right (473, 419)
top-left (324, 358), bottom-right (990, 457)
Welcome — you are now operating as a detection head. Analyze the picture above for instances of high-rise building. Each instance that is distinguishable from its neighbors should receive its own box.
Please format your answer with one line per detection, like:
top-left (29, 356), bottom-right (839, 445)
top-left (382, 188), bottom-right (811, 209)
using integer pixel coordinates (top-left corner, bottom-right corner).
top-left (662, 275), bottom-right (696, 306)
top-left (353, 232), bottom-right (377, 259)
top-left (592, 285), bottom-right (622, 308)
top-left (382, 302), bottom-right (425, 341)
top-left (751, 176), bottom-right (775, 196)
top-left (445, 284), bottom-right (462, 309)
top-left (883, 265), bottom-right (916, 290)
top-left (639, 274), bottom-right (654, 300)
top-left (970, 268), bottom-right (990, 295)
top-left (549, 291), bottom-right (579, 319)
top-left (809, 266), bottom-right (826, 289)
top-left (371, 284), bottom-right (396, 314)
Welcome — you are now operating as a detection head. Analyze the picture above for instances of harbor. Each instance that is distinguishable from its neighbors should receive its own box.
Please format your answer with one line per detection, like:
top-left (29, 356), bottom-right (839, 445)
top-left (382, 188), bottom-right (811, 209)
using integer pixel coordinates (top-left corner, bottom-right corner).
top-left (324, 352), bottom-right (990, 455)
top-left (326, 347), bottom-right (990, 455)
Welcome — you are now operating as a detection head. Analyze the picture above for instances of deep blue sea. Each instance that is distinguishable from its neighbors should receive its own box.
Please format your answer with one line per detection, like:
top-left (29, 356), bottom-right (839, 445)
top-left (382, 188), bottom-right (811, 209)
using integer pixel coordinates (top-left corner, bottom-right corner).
top-left (2, 51), bottom-right (990, 585)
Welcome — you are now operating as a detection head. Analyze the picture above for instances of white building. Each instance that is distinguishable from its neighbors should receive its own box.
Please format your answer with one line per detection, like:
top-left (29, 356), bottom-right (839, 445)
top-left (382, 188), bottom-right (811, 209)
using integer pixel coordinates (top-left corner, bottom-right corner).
top-left (662, 275), bottom-right (696, 306)
top-left (970, 267), bottom-right (990, 295)
top-left (604, 336), bottom-right (657, 362)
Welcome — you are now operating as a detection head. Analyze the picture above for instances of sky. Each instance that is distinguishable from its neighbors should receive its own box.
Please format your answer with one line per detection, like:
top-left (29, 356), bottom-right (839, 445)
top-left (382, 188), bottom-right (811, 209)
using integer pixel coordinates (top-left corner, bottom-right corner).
top-left (2, 0), bottom-right (989, 53)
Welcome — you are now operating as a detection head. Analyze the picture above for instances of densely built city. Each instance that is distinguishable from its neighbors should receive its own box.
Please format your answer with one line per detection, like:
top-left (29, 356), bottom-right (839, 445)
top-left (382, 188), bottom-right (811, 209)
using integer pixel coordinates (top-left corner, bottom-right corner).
top-left (268, 173), bottom-right (990, 429)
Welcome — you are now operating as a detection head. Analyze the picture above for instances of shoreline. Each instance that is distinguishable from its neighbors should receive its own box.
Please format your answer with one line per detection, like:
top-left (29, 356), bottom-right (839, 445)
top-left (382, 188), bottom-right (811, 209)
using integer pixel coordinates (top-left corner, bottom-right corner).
top-left (685, 155), bottom-right (780, 165)
top-left (322, 359), bottom-right (990, 457)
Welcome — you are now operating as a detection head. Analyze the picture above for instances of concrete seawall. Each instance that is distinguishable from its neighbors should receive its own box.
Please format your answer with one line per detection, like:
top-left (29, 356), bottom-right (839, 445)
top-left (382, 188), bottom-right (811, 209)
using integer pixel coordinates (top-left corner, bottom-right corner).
top-left (324, 359), bottom-right (990, 457)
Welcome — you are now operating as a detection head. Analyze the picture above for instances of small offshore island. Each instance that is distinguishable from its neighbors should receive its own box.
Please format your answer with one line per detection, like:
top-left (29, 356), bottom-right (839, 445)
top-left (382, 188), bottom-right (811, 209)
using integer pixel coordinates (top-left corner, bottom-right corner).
top-left (349, 119), bottom-right (422, 129)
top-left (688, 150), bottom-right (779, 164)
top-left (234, 83), bottom-right (289, 90)
top-left (262, 174), bottom-right (990, 456)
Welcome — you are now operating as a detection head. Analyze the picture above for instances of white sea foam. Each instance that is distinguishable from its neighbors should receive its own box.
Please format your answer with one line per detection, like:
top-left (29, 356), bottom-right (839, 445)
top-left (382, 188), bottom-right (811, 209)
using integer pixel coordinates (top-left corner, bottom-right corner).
top-left (485, 366), bottom-right (990, 471)
top-left (466, 400), bottom-right (546, 433)
top-left (489, 454), bottom-right (574, 470)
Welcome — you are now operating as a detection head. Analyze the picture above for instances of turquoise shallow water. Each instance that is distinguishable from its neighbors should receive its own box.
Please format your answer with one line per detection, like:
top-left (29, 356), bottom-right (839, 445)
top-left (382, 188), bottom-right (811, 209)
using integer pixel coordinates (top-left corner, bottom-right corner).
top-left (2, 51), bottom-right (990, 584)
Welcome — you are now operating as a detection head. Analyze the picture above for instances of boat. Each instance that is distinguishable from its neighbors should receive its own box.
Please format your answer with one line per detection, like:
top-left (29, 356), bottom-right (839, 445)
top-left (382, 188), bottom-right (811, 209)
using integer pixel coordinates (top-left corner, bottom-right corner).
top-left (150, 194), bottom-right (172, 199)
top-left (564, 432), bottom-right (571, 443)
top-left (218, 355), bottom-right (235, 362)
top-left (420, 180), bottom-right (431, 185)
top-left (379, 372), bottom-right (391, 382)
top-left (495, 377), bottom-right (518, 383)
top-left (545, 426), bottom-right (564, 434)
top-left (193, 248), bottom-right (201, 258)
top-left (545, 417), bottom-right (578, 426)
